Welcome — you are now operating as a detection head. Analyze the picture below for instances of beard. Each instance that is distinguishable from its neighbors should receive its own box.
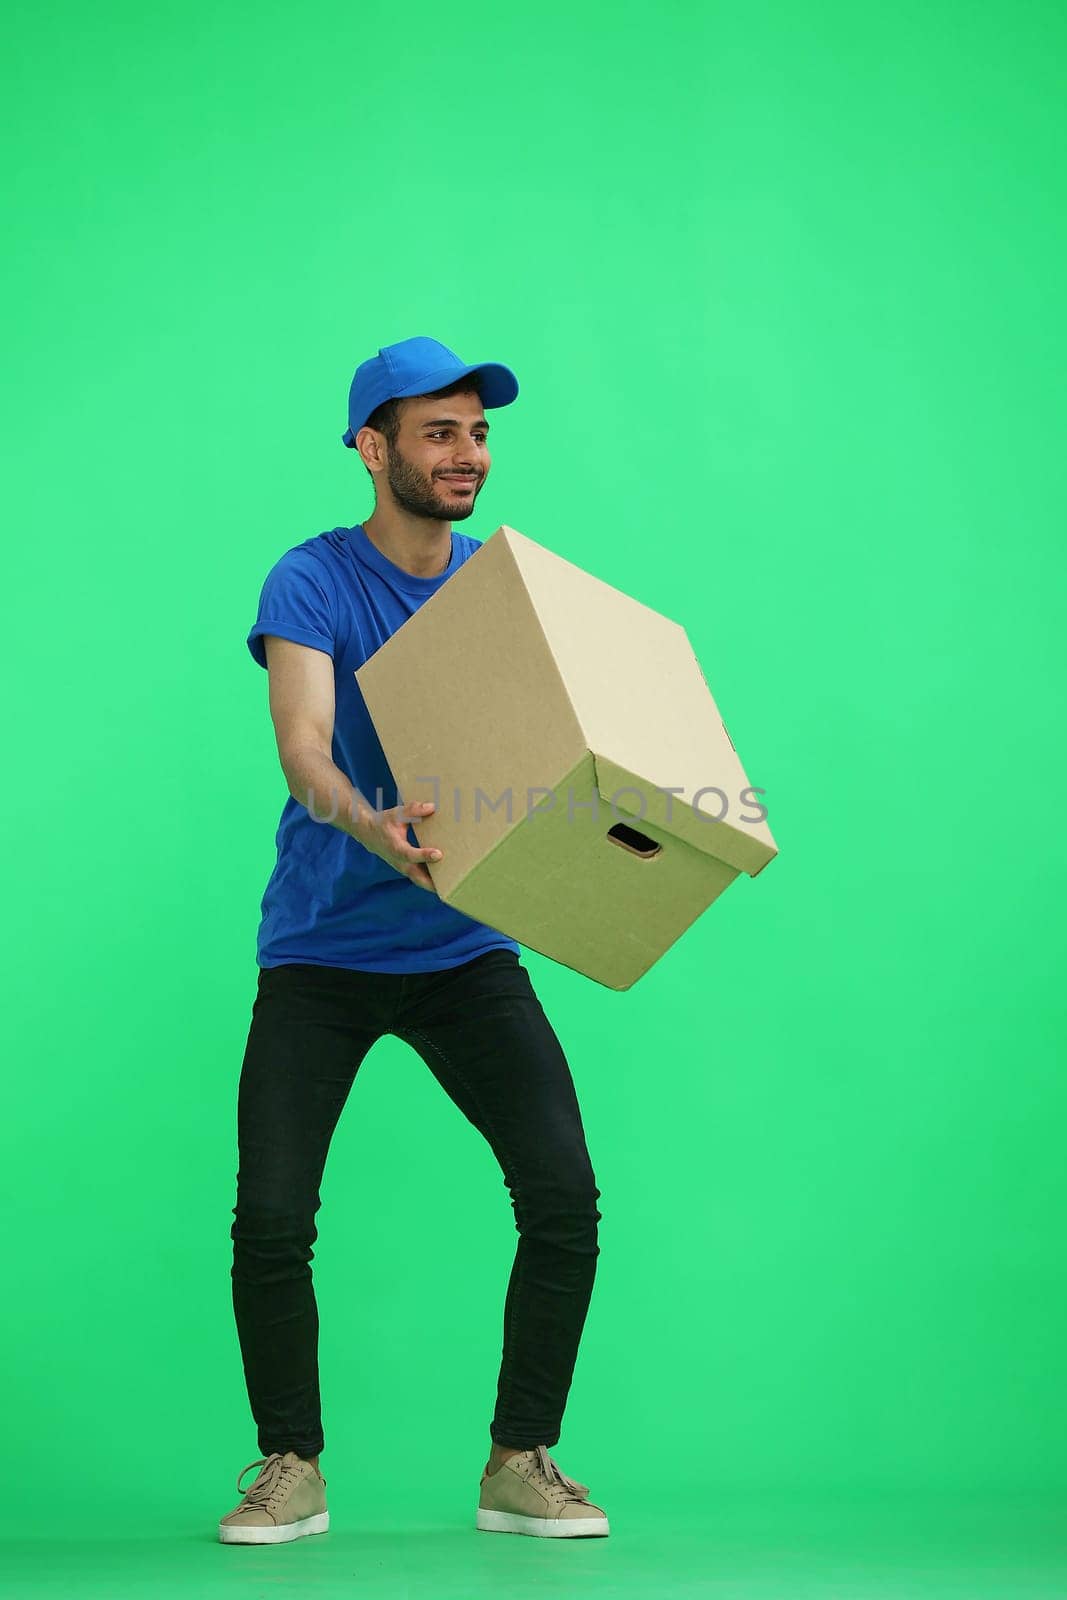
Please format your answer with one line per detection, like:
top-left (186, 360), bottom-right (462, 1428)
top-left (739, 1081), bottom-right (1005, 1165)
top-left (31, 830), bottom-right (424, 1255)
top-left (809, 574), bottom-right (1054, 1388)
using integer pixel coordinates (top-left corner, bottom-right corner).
top-left (384, 448), bottom-right (482, 521)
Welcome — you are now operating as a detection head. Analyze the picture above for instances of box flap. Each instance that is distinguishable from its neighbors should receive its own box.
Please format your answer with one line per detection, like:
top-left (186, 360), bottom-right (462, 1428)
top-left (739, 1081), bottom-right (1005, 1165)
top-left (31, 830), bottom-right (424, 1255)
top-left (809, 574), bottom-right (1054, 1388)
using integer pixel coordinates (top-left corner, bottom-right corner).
top-left (592, 752), bottom-right (777, 877)
top-left (493, 526), bottom-right (776, 875)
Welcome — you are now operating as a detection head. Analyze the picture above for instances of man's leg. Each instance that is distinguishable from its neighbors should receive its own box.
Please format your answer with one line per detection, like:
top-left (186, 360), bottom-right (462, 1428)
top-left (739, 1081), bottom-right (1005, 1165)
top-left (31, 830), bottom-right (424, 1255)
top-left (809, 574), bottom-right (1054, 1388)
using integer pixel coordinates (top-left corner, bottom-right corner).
top-left (395, 950), bottom-right (602, 1468)
top-left (230, 963), bottom-right (385, 1462)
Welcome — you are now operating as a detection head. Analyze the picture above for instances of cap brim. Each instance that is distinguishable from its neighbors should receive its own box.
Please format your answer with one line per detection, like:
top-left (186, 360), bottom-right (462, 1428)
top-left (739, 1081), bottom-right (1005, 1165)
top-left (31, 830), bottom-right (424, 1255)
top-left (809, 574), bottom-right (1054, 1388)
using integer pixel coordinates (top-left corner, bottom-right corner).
top-left (391, 360), bottom-right (519, 409)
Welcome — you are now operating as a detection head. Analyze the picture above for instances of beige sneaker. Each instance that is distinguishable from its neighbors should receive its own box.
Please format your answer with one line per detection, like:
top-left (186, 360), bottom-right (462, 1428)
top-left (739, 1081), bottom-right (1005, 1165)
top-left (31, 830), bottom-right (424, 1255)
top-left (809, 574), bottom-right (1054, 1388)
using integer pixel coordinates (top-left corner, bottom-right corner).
top-left (218, 1450), bottom-right (329, 1545)
top-left (477, 1445), bottom-right (610, 1538)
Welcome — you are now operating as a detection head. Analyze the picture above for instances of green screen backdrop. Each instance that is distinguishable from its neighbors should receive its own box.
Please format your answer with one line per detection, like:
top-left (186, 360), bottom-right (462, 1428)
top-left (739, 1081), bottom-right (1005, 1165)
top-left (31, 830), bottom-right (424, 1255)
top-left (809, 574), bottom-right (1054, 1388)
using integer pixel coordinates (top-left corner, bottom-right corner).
top-left (3, 1), bottom-right (1065, 1595)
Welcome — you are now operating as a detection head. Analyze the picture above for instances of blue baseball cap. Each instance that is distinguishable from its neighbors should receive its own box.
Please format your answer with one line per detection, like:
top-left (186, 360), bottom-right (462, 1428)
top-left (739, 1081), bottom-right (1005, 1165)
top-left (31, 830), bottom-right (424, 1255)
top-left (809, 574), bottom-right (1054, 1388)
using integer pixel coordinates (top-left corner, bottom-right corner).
top-left (342, 335), bottom-right (519, 448)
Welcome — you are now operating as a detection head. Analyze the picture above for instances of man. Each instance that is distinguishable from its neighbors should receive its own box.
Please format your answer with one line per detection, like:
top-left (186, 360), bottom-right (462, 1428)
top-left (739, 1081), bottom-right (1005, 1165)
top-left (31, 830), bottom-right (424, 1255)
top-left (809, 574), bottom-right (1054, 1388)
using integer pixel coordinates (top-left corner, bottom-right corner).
top-left (220, 337), bottom-right (608, 1545)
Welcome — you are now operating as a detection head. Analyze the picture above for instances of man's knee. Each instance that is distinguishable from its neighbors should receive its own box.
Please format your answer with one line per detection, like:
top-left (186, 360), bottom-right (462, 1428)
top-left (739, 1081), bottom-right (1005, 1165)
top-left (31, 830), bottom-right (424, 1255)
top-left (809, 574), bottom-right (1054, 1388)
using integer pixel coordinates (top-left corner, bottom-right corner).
top-left (230, 1201), bottom-right (320, 1283)
top-left (511, 1171), bottom-right (601, 1255)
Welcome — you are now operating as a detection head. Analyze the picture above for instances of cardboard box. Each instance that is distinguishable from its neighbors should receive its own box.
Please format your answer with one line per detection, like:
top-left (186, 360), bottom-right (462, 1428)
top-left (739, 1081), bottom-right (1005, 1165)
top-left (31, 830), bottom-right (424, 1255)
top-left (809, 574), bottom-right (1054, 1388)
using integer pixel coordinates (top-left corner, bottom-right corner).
top-left (355, 525), bottom-right (777, 990)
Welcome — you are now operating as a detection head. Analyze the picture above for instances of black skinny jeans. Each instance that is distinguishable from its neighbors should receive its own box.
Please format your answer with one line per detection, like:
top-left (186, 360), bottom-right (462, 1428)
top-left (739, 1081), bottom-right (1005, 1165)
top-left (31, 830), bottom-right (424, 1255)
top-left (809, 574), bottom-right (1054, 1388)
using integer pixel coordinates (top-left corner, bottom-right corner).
top-left (230, 948), bottom-right (601, 1460)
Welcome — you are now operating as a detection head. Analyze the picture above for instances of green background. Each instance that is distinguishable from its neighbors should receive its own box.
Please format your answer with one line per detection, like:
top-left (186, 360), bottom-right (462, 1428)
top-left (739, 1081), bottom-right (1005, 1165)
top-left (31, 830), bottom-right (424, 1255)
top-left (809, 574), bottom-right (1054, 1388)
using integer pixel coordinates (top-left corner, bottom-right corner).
top-left (3, 0), bottom-right (1065, 1594)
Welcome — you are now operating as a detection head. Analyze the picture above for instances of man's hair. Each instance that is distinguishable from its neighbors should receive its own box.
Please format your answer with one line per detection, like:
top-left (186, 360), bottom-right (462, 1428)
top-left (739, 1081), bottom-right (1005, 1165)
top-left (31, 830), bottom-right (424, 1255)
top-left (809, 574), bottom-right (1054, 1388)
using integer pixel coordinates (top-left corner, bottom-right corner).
top-left (359, 376), bottom-right (484, 483)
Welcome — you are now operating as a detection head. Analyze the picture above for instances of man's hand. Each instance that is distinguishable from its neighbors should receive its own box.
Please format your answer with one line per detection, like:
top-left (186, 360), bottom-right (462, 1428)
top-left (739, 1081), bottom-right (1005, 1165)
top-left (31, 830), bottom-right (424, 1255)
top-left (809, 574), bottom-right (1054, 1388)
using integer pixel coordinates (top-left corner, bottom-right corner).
top-left (354, 798), bottom-right (443, 891)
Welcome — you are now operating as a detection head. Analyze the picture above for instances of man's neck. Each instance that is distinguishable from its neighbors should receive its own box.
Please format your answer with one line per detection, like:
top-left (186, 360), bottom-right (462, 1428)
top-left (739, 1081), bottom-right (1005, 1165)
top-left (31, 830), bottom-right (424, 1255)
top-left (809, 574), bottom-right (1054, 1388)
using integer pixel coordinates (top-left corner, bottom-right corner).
top-left (362, 506), bottom-right (452, 579)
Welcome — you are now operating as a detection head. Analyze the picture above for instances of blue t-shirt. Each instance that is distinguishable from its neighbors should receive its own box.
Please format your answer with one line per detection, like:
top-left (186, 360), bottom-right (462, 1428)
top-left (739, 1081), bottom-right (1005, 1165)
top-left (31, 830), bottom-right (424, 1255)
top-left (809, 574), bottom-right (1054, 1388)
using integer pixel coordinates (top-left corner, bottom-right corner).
top-left (246, 522), bottom-right (521, 973)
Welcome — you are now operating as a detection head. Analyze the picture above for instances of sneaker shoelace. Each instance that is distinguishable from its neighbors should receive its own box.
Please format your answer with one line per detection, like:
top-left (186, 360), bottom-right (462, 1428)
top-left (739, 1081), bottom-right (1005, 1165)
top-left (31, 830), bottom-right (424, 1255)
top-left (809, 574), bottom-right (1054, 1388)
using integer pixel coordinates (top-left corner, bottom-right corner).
top-left (235, 1453), bottom-right (299, 1510)
top-left (531, 1445), bottom-right (591, 1504)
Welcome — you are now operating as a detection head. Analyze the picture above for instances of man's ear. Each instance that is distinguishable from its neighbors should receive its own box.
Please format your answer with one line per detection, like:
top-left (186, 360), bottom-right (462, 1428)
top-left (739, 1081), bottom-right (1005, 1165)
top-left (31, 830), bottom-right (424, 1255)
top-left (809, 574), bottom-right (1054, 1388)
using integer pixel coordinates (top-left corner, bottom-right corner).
top-left (355, 425), bottom-right (386, 474)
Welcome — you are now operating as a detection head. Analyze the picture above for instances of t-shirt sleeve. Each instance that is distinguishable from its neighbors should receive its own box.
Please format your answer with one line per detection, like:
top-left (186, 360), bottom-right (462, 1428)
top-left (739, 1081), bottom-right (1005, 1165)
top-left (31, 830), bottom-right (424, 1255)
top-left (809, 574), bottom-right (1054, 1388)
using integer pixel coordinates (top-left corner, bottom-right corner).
top-left (246, 548), bottom-right (337, 669)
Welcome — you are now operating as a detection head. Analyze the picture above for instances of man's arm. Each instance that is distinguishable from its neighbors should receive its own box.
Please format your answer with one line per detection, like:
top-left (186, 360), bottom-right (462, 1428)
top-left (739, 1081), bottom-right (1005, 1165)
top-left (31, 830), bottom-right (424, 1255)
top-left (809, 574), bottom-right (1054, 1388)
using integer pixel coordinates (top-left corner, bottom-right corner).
top-left (263, 634), bottom-right (370, 835)
top-left (261, 634), bottom-right (442, 888)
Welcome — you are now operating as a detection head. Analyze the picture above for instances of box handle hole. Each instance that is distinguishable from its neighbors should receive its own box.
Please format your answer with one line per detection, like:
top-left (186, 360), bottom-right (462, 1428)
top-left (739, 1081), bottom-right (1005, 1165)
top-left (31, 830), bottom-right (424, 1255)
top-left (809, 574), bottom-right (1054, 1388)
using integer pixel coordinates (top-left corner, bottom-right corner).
top-left (607, 822), bottom-right (662, 860)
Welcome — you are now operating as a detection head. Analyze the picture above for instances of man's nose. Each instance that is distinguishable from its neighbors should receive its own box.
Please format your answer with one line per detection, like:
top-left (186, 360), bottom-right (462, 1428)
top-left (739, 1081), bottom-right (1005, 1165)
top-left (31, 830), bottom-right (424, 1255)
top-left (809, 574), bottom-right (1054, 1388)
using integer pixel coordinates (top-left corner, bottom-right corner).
top-left (451, 441), bottom-right (485, 471)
